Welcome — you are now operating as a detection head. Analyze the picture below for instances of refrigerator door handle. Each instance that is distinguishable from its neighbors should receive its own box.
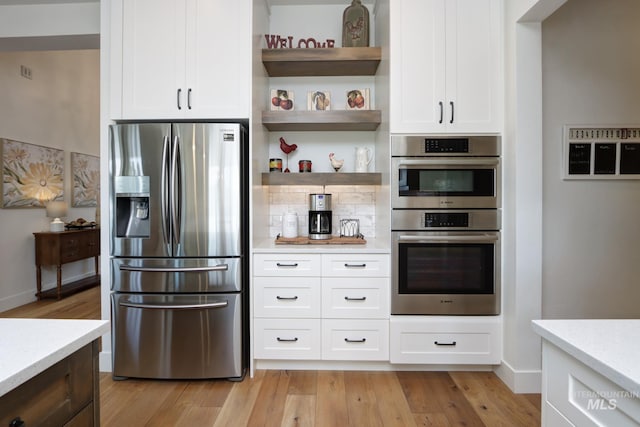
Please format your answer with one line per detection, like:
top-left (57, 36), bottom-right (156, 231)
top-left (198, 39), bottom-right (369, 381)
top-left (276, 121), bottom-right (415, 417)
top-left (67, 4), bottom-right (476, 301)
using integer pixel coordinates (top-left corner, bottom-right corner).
top-left (161, 135), bottom-right (171, 247)
top-left (119, 263), bottom-right (230, 273)
top-left (171, 135), bottom-right (182, 246)
top-left (120, 300), bottom-right (229, 310)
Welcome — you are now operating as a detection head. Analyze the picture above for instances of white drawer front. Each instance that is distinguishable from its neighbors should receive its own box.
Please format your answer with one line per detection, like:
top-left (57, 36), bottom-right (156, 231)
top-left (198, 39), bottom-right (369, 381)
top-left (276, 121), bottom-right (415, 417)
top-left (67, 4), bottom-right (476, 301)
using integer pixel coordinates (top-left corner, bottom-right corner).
top-left (254, 253), bottom-right (321, 276)
top-left (390, 316), bottom-right (501, 364)
top-left (321, 319), bottom-right (389, 361)
top-left (254, 277), bottom-right (321, 318)
top-left (543, 342), bottom-right (640, 427)
top-left (254, 318), bottom-right (321, 360)
top-left (321, 278), bottom-right (389, 319)
top-left (321, 254), bottom-right (390, 277)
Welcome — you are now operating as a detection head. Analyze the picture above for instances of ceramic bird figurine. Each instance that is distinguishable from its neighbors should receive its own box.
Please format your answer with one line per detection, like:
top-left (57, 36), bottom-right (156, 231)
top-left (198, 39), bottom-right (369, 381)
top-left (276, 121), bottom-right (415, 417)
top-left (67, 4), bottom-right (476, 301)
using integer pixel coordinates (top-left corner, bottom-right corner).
top-left (279, 137), bottom-right (297, 172)
top-left (329, 152), bottom-right (344, 172)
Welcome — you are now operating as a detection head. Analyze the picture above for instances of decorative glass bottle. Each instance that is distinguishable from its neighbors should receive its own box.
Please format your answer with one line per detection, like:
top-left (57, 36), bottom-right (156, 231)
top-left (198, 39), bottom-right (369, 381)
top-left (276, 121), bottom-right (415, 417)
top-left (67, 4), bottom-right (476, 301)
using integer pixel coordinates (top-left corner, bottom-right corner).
top-left (342, 0), bottom-right (370, 47)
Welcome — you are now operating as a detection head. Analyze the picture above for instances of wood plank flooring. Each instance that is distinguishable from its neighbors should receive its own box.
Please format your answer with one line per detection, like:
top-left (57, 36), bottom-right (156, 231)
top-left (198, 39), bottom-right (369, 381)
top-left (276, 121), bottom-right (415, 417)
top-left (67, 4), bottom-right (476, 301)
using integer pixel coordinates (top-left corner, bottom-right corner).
top-left (1, 288), bottom-right (541, 426)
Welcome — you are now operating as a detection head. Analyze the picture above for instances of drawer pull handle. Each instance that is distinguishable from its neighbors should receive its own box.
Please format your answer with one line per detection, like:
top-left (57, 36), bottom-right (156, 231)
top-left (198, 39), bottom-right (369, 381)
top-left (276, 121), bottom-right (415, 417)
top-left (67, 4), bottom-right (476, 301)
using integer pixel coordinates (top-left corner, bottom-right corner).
top-left (277, 337), bottom-right (298, 342)
top-left (276, 262), bottom-right (299, 268)
top-left (344, 263), bottom-right (366, 268)
top-left (345, 338), bottom-right (366, 343)
top-left (434, 341), bottom-right (457, 346)
top-left (344, 296), bottom-right (366, 301)
top-left (276, 296), bottom-right (299, 301)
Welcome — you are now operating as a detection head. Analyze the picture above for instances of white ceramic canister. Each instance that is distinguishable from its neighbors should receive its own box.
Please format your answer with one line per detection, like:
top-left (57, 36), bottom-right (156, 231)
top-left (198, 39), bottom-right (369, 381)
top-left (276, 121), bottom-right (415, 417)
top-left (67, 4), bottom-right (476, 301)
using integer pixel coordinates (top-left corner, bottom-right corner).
top-left (282, 212), bottom-right (298, 238)
top-left (355, 147), bottom-right (372, 172)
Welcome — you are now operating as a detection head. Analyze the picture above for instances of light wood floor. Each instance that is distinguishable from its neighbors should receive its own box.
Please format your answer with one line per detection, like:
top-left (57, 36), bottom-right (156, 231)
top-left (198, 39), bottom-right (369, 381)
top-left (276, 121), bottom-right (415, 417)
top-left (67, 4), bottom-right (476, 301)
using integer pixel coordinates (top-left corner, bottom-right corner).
top-left (1, 287), bottom-right (541, 426)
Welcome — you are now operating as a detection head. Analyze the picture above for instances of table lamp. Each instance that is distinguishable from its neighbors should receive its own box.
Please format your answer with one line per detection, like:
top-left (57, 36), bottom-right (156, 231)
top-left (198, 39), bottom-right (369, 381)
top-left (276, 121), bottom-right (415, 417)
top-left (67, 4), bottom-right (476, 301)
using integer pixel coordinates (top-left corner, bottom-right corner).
top-left (46, 201), bottom-right (68, 232)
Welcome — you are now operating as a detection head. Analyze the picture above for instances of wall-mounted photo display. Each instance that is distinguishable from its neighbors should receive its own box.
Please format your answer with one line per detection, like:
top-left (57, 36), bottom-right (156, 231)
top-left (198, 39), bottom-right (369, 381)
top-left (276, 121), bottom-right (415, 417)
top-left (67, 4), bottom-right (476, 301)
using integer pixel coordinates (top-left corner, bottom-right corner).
top-left (0, 138), bottom-right (64, 208)
top-left (307, 91), bottom-right (331, 111)
top-left (71, 152), bottom-right (100, 207)
top-left (563, 125), bottom-right (640, 179)
top-left (270, 89), bottom-right (294, 111)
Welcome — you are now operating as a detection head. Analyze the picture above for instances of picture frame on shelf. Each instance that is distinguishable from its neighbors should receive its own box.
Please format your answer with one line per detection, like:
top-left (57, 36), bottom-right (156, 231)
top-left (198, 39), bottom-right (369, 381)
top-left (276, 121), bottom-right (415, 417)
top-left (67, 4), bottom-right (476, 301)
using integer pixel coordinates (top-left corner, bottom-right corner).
top-left (270, 89), bottom-right (294, 111)
top-left (346, 88), bottom-right (370, 110)
top-left (307, 91), bottom-right (331, 111)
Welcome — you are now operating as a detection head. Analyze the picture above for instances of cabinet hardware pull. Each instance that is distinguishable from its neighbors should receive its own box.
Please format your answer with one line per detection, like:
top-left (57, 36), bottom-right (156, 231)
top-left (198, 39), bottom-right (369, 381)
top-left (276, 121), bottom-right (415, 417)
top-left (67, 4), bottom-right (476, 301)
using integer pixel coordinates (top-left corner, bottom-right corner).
top-left (276, 262), bottom-right (299, 267)
top-left (344, 338), bottom-right (366, 343)
top-left (177, 88), bottom-right (182, 110)
top-left (344, 296), bottom-right (366, 301)
top-left (439, 101), bottom-right (444, 124)
top-left (276, 296), bottom-right (299, 300)
top-left (450, 101), bottom-right (454, 124)
top-left (434, 341), bottom-right (456, 346)
top-left (344, 263), bottom-right (366, 268)
top-left (187, 88), bottom-right (192, 109)
top-left (277, 337), bottom-right (298, 342)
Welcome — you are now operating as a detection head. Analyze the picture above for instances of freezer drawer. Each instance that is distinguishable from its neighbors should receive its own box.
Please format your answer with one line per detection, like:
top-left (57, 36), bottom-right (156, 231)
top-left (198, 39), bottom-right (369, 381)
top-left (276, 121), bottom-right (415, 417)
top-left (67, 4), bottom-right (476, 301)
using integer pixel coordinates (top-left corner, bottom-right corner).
top-left (111, 293), bottom-right (243, 379)
top-left (112, 257), bottom-right (242, 293)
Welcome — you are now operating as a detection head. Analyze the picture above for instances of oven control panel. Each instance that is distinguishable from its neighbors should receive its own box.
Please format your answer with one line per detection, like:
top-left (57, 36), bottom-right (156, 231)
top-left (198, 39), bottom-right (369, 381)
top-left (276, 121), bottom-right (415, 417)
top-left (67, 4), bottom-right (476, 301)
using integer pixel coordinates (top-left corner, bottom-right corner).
top-left (424, 138), bottom-right (469, 153)
top-left (424, 212), bottom-right (469, 228)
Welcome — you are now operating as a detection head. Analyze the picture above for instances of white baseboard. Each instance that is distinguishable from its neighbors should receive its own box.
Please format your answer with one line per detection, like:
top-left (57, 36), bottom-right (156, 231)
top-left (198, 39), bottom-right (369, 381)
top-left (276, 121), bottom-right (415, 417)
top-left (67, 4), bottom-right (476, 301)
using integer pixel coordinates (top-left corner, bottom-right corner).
top-left (494, 359), bottom-right (541, 393)
top-left (0, 289), bottom-right (37, 313)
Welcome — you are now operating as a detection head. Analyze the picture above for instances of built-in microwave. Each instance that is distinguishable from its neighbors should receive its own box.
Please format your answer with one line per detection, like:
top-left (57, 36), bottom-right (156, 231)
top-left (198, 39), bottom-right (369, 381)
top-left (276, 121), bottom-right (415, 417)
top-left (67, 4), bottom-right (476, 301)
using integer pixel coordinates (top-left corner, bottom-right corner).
top-left (391, 135), bottom-right (501, 209)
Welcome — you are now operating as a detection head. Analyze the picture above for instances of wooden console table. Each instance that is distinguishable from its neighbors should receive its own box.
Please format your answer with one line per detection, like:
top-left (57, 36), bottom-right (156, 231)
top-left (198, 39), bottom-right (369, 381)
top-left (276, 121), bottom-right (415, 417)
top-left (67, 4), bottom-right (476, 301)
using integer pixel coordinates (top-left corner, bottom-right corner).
top-left (33, 228), bottom-right (100, 300)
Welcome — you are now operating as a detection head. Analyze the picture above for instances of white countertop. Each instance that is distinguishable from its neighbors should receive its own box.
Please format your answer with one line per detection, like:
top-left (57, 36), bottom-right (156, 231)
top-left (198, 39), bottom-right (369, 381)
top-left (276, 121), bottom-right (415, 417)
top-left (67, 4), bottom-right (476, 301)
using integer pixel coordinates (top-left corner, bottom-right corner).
top-left (0, 318), bottom-right (110, 397)
top-left (532, 319), bottom-right (640, 395)
top-left (253, 237), bottom-right (390, 253)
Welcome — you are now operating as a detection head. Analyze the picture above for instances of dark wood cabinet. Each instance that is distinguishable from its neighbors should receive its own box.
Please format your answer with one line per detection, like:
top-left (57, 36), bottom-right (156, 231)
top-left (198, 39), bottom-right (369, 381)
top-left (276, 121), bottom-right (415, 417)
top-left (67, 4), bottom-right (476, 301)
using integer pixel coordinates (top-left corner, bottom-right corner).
top-left (33, 228), bottom-right (100, 300)
top-left (0, 340), bottom-right (100, 426)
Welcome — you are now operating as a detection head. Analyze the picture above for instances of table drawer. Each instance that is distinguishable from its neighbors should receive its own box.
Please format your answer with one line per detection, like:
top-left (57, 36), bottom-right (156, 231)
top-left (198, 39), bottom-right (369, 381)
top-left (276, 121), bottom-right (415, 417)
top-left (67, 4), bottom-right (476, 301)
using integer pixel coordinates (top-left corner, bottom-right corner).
top-left (321, 254), bottom-right (389, 277)
top-left (321, 319), bottom-right (389, 361)
top-left (321, 278), bottom-right (389, 319)
top-left (254, 318), bottom-right (321, 360)
top-left (390, 316), bottom-right (501, 364)
top-left (254, 277), bottom-right (321, 318)
top-left (253, 253), bottom-right (321, 277)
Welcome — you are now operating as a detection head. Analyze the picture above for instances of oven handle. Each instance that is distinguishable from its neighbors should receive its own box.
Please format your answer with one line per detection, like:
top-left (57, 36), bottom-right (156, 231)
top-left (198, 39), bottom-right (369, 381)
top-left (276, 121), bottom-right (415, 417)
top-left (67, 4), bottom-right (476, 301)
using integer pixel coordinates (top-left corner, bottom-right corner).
top-left (119, 264), bottom-right (229, 273)
top-left (397, 235), bottom-right (498, 243)
top-left (395, 158), bottom-right (499, 167)
top-left (120, 300), bottom-right (228, 310)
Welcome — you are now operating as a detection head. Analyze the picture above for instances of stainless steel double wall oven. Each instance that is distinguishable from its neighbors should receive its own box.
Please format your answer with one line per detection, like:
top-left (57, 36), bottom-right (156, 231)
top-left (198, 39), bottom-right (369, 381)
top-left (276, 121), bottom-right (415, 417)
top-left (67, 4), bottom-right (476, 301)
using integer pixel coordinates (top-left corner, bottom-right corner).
top-left (391, 135), bottom-right (501, 315)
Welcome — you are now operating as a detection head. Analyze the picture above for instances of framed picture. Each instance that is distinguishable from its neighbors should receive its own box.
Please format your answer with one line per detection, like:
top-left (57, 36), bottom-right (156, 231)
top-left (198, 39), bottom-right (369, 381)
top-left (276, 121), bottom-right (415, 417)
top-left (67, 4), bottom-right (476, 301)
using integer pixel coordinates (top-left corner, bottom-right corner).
top-left (0, 138), bottom-right (64, 208)
top-left (270, 89), bottom-right (295, 111)
top-left (307, 91), bottom-right (331, 111)
top-left (71, 152), bottom-right (100, 207)
top-left (346, 88), bottom-right (370, 110)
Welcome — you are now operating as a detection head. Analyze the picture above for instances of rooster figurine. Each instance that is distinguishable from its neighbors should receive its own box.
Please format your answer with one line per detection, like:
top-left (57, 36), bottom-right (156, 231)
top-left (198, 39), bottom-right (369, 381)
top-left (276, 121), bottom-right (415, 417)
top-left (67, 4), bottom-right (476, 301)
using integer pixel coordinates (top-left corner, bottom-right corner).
top-left (279, 137), bottom-right (297, 173)
top-left (329, 152), bottom-right (344, 172)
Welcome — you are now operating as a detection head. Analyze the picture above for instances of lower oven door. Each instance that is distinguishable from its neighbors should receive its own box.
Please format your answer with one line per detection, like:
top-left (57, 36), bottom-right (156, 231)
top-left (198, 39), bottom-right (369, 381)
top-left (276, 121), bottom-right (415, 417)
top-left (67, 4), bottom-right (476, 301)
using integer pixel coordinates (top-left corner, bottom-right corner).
top-left (391, 231), bottom-right (500, 315)
top-left (111, 293), bottom-right (243, 379)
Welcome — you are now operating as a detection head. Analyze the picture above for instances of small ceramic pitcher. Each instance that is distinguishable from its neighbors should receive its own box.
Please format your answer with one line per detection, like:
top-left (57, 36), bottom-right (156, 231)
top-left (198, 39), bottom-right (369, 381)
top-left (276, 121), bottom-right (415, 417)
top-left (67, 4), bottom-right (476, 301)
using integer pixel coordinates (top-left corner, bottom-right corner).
top-left (355, 147), bottom-right (372, 172)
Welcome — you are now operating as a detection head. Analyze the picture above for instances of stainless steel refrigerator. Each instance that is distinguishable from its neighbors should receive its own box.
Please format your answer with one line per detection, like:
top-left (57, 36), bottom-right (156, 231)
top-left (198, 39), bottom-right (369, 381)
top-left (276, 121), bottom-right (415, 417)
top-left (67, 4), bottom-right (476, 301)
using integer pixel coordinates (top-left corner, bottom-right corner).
top-left (109, 122), bottom-right (248, 380)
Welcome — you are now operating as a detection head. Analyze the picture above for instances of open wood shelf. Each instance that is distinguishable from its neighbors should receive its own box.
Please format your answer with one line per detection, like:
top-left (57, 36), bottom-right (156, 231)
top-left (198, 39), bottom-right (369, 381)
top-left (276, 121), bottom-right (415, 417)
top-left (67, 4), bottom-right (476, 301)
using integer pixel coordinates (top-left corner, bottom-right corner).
top-left (262, 110), bottom-right (381, 131)
top-left (262, 47), bottom-right (381, 76)
top-left (262, 172), bottom-right (381, 186)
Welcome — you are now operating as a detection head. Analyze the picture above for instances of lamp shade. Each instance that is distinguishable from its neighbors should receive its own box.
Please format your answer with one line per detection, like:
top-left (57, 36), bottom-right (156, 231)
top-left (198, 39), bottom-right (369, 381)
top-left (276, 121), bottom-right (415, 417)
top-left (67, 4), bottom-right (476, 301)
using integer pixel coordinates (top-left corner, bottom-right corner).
top-left (46, 201), bottom-right (68, 219)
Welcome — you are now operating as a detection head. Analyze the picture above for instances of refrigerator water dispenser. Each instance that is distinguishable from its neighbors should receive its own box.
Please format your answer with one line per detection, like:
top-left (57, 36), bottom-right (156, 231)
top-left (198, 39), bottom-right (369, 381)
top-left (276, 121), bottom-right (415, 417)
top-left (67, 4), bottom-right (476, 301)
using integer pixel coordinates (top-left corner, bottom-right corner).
top-left (114, 176), bottom-right (150, 238)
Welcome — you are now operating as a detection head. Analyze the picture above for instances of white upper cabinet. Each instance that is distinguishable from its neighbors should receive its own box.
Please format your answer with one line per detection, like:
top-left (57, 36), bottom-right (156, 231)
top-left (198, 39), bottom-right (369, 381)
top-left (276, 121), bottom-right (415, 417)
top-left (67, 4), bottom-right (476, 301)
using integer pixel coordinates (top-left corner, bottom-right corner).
top-left (390, 0), bottom-right (502, 133)
top-left (114, 0), bottom-right (250, 120)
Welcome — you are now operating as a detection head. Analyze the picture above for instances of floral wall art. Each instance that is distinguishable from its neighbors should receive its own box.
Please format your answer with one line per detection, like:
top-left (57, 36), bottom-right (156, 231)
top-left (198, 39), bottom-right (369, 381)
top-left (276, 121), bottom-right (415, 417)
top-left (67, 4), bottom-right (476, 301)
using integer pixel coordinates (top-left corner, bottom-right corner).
top-left (71, 152), bottom-right (99, 207)
top-left (0, 138), bottom-right (64, 208)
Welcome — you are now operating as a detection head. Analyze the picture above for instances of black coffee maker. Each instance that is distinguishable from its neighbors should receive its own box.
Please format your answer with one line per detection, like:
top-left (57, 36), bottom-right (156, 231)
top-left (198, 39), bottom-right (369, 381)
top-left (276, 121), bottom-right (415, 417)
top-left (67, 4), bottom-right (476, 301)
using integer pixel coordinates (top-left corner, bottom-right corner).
top-left (308, 194), bottom-right (332, 240)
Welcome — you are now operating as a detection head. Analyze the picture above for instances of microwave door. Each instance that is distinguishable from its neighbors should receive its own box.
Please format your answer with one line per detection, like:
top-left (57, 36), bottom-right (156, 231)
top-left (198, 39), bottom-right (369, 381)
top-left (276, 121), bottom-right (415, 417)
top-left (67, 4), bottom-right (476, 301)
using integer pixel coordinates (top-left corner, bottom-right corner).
top-left (173, 123), bottom-right (243, 258)
top-left (111, 123), bottom-right (172, 258)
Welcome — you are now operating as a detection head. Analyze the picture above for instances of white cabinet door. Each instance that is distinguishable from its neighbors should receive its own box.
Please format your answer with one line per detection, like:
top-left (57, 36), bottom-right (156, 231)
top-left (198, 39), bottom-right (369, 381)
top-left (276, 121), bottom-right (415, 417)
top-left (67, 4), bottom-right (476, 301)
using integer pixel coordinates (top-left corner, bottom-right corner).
top-left (184, 0), bottom-right (250, 119)
top-left (121, 0), bottom-right (186, 119)
top-left (118, 0), bottom-right (250, 119)
top-left (390, 0), bottom-right (501, 133)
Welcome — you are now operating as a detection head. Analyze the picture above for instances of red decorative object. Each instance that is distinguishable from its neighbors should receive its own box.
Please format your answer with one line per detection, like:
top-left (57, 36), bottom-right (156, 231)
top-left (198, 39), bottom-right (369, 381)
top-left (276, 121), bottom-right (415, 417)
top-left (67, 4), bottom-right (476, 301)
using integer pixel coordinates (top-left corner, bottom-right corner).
top-left (279, 137), bottom-right (298, 173)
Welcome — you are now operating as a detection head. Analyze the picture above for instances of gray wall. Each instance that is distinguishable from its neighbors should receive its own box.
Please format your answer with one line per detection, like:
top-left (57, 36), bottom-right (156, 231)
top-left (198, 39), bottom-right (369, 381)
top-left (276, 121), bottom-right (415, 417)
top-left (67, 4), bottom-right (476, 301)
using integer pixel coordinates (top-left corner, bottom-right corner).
top-left (542, 0), bottom-right (640, 318)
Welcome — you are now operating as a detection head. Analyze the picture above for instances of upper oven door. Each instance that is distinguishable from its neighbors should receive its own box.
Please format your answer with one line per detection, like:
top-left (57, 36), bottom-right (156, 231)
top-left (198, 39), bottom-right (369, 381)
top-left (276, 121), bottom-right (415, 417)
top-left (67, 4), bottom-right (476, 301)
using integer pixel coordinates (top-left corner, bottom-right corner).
top-left (392, 157), bottom-right (501, 209)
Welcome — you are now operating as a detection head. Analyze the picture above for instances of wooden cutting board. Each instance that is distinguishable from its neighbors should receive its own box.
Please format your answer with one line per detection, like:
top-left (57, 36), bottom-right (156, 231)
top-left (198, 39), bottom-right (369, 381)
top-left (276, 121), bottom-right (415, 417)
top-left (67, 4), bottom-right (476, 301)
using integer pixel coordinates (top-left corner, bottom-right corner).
top-left (275, 236), bottom-right (366, 245)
